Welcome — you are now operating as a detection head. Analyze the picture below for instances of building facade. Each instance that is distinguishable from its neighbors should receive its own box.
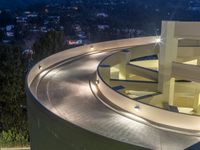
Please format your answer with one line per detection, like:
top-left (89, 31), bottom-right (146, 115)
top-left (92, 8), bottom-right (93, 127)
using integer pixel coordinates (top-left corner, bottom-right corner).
top-left (26, 21), bottom-right (200, 150)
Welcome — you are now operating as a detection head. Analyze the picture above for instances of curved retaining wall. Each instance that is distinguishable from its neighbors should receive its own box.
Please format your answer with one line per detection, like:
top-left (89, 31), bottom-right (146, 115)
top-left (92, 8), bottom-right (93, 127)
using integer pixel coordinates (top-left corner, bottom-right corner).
top-left (27, 89), bottom-right (147, 150)
top-left (96, 51), bottom-right (200, 132)
top-left (26, 37), bottom-right (157, 149)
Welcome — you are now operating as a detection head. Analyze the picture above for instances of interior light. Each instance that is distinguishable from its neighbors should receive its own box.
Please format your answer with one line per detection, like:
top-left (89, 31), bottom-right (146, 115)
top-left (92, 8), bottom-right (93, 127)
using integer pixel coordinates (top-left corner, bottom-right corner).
top-left (134, 105), bottom-right (140, 111)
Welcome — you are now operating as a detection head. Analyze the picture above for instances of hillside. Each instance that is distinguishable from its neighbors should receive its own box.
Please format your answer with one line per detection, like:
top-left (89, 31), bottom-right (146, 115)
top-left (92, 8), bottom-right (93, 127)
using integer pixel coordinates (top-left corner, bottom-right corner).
top-left (0, 0), bottom-right (65, 10)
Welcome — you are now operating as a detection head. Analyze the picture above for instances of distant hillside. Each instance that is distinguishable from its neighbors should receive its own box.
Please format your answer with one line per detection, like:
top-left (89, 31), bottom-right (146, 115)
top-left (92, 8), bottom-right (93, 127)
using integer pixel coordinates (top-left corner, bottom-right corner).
top-left (0, 0), bottom-right (186, 10)
top-left (0, 0), bottom-right (65, 10)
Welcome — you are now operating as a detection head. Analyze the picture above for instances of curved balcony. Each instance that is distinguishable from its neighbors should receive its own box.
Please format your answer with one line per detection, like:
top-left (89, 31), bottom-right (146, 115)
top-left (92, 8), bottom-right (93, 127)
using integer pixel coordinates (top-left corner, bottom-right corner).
top-left (96, 44), bottom-right (200, 132)
top-left (26, 34), bottom-right (200, 149)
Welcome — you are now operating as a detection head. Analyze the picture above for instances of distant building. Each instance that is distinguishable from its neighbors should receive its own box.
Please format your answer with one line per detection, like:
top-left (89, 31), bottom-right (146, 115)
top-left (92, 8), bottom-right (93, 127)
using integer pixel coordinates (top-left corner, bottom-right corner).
top-left (76, 32), bottom-right (86, 39)
top-left (2, 39), bottom-right (11, 44)
top-left (60, 26), bottom-right (64, 31)
top-left (6, 25), bottom-right (14, 32)
top-left (24, 11), bottom-right (31, 15)
top-left (27, 12), bottom-right (38, 18)
top-left (6, 32), bottom-right (14, 37)
top-left (97, 25), bottom-right (109, 30)
top-left (73, 24), bottom-right (82, 32)
top-left (96, 13), bottom-right (108, 17)
top-left (41, 27), bottom-right (48, 33)
top-left (16, 16), bottom-right (27, 23)
top-left (68, 39), bottom-right (83, 45)
top-left (22, 49), bottom-right (33, 59)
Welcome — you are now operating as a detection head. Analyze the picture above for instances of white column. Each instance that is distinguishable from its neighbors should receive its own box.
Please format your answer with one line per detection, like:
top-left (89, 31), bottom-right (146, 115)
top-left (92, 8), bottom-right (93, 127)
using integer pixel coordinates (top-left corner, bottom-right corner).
top-left (158, 21), bottom-right (178, 104)
top-left (99, 65), bottom-right (110, 83)
top-left (119, 50), bottom-right (131, 80)
top-left (197, 58), bottom-right (200, 65)
top-left (193, 83), bottom-right (200, 113)
top-left (168, 77), bottom-right (175, 105)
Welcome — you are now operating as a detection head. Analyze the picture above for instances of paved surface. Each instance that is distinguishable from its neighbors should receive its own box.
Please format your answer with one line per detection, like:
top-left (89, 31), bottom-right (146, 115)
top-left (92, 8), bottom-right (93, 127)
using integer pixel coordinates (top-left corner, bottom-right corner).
top-left (31, 51), bottom-right (200, 150)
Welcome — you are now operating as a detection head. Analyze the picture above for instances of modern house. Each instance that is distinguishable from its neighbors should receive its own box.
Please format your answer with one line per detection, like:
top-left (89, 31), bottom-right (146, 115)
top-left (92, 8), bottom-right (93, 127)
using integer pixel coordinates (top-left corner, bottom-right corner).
top-left (26, 21), bottom-right (200, 150)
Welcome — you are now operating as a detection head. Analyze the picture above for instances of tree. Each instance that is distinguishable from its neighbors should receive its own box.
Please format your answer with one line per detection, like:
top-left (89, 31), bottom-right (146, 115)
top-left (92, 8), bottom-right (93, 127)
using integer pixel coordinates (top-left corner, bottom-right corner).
top-left (0, 10), bottom-right (15, 26)
top-left (0, 30), bottom-right (3, 41)
top-left (32, 30), bottom-right (65, 61)
top-left (0, 45), bottom-right (29, 146)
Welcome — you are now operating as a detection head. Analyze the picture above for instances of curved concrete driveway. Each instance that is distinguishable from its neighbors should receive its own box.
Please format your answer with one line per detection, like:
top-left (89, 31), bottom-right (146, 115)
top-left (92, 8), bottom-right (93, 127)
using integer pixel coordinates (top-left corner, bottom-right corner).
top-left (31, 50), bottom-right (199, 150)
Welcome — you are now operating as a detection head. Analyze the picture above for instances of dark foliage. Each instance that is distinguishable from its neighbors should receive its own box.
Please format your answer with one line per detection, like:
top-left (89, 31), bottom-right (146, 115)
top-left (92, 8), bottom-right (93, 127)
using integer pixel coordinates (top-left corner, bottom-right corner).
top-left (32, 30), bottom-right (65, 61)
top-left (0, 45), bottom-right (29, 146)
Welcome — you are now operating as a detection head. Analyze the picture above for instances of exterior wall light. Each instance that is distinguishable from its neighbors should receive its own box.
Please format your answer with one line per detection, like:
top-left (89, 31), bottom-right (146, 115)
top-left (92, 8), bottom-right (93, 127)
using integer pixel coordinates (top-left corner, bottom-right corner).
top-left (95, 80), bottom-right (99, 85)
top-left (155, 37), bottom-right (162, 43)
top-left (134, 105), bottom-right (140, 111)
top-left (39, 65), bottom-right (42, 70)
top-left (90, 46), bottom-right (94, 50)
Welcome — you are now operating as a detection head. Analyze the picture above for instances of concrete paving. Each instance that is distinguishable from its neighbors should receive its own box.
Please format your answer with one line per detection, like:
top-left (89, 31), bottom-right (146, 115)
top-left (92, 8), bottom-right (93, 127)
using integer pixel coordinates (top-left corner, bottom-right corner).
top-left (31, 51), bottom-right (200, 150)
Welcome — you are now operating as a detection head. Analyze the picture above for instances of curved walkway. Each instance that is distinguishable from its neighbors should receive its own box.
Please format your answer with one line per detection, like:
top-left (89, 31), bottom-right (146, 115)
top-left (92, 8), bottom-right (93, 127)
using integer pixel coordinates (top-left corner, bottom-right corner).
top-left (31, 50), bottom-right (200, 150)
